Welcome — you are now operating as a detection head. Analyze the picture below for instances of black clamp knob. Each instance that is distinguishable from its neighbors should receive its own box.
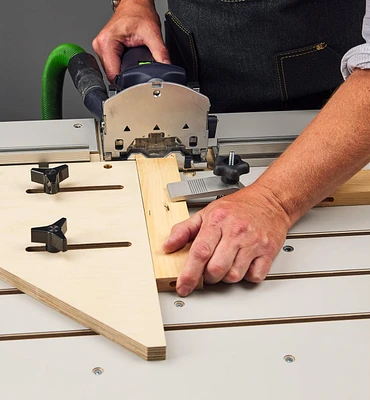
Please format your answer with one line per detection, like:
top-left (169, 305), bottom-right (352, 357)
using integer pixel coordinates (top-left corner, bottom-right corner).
top-left (31, 218), bottom-right (67, 253)
top-left (214, 151), bottom-right (250, 184)
top-left (31, 164), bottom-right (69, 195)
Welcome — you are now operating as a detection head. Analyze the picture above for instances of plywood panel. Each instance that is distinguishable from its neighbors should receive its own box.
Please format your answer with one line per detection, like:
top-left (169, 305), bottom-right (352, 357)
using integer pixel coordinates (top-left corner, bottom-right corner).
top-left (136, 155), bottom-right (203, 292)
top-left (0, 162), bottom-right (166, 360)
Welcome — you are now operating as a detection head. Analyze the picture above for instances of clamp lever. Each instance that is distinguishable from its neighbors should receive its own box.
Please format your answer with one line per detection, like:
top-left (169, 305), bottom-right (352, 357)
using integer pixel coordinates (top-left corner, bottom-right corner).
top-left (167, 151), bottom-right (250, 202)
top-left (31, 218), bottom-right (68, 253)
top-left (31, 164), bottom-right (69, 195)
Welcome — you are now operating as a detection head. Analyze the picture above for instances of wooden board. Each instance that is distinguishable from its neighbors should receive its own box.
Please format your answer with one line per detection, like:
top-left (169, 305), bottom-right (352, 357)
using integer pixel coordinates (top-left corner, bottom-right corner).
top-left (136, 155), bottom-right (203, 292)
top-left (318, 170), bottom-right (370, 207)
top-left (0, 162), bottom-right (166, 360)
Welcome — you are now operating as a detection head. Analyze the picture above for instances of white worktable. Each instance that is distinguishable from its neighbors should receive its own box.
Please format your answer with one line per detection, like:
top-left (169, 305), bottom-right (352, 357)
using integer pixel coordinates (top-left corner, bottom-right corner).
top-left (1, 112), bottom-right (369, 399)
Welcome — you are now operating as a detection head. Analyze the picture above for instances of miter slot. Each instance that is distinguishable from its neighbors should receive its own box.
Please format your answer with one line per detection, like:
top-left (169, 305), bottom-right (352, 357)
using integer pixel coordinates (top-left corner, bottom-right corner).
top-left (0, 329), bottom-right (97, 342)
top-left (266, 269), bottom-right (370, 280)
top-left (286, 229), bottom-right (370, 239)
top-left (25, 241), bottom-right (132, 252)
top-left (164, 312), bottom-right (370, 331)
top-left (0, 288), bottom-right (22, 296)
top-left (26, 185), bottom-right (124, 194)
top-left (1, 313), bottom-right (370, 342)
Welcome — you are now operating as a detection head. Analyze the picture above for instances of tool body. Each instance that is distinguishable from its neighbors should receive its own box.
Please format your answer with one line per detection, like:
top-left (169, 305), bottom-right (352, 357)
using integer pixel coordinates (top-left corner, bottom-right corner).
top-left (102, 46), bottom-right (214, 167)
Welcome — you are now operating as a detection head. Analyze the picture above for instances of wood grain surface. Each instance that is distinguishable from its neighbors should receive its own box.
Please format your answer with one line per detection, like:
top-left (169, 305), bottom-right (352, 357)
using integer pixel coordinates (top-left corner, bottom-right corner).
top-left (0, 161), bottom-right (166, 360)
top-left (136, 155), bottom-right (203, 292)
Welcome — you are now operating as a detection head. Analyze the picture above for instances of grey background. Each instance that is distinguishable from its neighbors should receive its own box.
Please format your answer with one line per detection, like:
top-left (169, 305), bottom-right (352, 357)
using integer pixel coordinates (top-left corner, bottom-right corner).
top-left (0, 0), bottom-right (168, 122)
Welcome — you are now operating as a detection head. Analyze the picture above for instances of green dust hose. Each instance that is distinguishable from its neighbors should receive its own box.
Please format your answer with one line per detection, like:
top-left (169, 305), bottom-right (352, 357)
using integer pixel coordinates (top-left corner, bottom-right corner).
top-left (41, 43), bottom-right (85, 120)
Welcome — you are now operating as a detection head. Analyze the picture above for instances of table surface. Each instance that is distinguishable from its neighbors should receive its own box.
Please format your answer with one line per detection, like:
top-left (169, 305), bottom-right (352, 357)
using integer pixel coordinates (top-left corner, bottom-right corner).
top-left (1, 111), bottom-right (369, 399)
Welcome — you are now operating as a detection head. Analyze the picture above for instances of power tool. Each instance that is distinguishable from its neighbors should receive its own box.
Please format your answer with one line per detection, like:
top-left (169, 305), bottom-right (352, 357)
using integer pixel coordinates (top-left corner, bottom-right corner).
top-left (65, 45), bottom-right (216, 168)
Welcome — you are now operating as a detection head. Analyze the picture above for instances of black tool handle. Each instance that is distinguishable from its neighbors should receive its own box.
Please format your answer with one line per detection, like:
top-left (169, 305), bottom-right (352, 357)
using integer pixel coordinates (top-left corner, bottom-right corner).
top-left (120, 46), bottom-right (155, 72)
top-left (114, 46), bottom-right (187, 90)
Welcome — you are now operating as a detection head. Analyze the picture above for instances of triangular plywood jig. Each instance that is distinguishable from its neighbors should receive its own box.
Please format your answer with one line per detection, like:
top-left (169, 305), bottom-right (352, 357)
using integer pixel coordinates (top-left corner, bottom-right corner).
top-left (0, 161), bottom-right (166, 360)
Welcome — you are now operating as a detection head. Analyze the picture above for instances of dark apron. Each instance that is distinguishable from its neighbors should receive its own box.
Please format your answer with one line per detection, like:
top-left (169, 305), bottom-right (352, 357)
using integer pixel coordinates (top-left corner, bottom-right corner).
top-left (165, 0), bottom-right (365, 113)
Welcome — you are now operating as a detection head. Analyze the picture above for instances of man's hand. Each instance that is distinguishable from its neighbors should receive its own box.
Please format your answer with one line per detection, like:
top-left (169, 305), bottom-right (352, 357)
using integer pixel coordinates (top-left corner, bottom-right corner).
top-left (163, 185), bottom-right (291, 297)
top-left (92, 0), bottom-right (170, 82)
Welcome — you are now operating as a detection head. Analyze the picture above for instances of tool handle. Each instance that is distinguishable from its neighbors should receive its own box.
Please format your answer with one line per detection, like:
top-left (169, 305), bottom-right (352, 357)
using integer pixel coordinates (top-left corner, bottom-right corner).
top-left (114, 46), bottom-right (187, 90)
top-left (120, 46), bottom-right (155, 73)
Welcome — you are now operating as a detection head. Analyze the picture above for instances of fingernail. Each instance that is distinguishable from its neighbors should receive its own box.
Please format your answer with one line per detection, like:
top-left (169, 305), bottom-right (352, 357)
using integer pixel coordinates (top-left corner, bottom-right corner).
top-left (177, 285), bottom-right (191, 297)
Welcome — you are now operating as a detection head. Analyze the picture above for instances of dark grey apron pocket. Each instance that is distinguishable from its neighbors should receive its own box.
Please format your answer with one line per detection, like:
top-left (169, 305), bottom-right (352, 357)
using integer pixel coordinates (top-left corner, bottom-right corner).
top-left (165, 10), bottom-right (199, 83)
top-left (276, 42), bottom-right (343, 103)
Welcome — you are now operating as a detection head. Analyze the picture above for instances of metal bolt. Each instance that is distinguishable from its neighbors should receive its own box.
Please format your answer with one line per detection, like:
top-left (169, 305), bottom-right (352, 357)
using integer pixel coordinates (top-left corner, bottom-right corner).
top-left (228, 150), bottom-right (235, 166)
top-left (283, 245), bottom-right (294, 252)
top-left (92, 367), bottom-right (104, 376)
top-left (174, 300), bottom-right (185, 308)
top-left (284, 355), bottom-right (296, 363)
top-left (73, 123), bottom-right (82, 129)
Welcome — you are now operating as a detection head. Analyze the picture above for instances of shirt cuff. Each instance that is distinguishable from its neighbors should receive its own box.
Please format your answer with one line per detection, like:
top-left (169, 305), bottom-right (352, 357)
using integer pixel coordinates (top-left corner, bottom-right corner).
top-left (341, 43), bottom-right (370, 79)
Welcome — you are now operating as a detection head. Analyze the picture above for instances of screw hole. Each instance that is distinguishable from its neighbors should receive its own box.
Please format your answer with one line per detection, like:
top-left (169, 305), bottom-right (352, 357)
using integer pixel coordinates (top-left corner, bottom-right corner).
top-left (92, 367), bottom-right (104, 375)
top-left (73, 123), bottom-right (82, 129)
top-left (153, 90), bottom-right (161, 97)
top-left (104, 164), bottom-right (113, 169)
top-left (284, 355), bottom-right (296, 363)
top-left (174, 300), bottom-right (185, 308)
top-left (283, 245), bottom-right (294, 252)
top-left (169, 281), bottom-right (176, 288)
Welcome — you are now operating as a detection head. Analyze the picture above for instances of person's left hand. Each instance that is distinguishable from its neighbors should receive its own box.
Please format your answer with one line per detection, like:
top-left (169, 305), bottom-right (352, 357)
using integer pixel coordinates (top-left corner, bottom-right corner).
top-left (163, 184), bottom-right (291, 297)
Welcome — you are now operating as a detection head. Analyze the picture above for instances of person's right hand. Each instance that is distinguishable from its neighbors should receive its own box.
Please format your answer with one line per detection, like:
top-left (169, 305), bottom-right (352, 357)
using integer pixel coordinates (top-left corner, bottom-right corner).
top-left (92, 0), bottom-right (170, 82)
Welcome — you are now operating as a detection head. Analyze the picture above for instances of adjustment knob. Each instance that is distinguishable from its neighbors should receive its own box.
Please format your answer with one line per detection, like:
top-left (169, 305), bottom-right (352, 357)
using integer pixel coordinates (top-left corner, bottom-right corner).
top-left (31, 218), bottom-right (67, 253)
top-left (31, 164), bottom-right (69, 195)
top-left (214, 151), bottom-right (250, 184)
